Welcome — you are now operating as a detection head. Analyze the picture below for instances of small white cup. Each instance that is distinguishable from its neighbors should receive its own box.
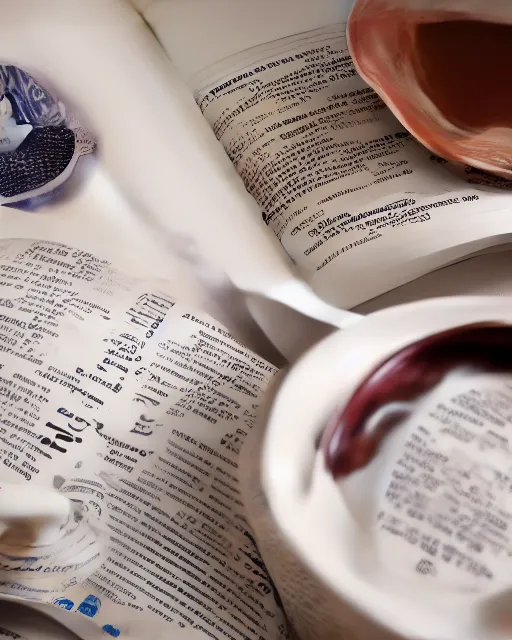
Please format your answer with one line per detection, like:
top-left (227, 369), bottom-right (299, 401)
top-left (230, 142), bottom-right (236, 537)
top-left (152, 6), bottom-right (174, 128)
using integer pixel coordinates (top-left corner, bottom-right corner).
top-left (0, 483), bottom-right (71, 547)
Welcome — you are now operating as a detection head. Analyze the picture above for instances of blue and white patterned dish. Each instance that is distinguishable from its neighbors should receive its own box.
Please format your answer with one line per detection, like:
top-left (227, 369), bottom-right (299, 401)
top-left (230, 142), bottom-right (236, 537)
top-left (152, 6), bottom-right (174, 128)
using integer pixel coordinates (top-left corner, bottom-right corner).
top-left (0, 64), bottom-right (96, 210)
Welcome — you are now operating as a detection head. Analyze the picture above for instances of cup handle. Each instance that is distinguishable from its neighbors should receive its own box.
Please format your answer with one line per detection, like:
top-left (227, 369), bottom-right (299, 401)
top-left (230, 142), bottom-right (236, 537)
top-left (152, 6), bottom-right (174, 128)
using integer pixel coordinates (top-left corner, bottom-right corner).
top-left (0, 483), bottom-right (71, 547)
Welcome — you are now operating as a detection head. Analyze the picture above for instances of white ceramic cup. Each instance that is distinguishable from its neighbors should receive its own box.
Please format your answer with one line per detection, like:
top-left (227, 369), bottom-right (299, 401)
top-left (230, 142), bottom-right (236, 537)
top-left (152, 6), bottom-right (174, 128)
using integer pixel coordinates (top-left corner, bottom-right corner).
top-left (0, 483), bottom-right (71, 546)
top-left (261, 296), bottom-right (512, 640)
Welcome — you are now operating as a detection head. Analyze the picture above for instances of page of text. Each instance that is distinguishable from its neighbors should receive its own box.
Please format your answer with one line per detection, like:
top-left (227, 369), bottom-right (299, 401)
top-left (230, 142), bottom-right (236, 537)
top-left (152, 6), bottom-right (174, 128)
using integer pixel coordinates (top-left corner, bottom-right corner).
top-left (0, 239), bottom-right (288, 640)
top-left (194, 25), bottom-right (512, 308)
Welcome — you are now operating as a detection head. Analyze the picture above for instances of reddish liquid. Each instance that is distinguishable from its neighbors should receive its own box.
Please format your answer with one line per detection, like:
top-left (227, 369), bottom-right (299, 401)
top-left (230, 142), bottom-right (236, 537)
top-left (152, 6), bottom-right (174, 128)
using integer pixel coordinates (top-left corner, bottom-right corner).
top-left (322, 324), bottom-right (512, 479)
top-left (415, 20), bottom-right (512, 130)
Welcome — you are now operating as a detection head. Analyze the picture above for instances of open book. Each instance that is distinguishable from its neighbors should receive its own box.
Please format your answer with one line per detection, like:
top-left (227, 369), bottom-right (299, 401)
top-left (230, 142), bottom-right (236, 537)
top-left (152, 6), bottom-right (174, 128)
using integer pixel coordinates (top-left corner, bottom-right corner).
top-left (145, 0), bottom-right (512, 315)
top-left (190, 25), bottom-right (512, 312)
top-left (1, 1), bottom-right (512, 639)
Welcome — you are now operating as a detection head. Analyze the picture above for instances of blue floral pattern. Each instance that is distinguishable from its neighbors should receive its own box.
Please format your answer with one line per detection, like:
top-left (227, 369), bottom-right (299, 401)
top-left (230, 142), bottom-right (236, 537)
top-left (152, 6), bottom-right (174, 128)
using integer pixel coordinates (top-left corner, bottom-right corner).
top-left (0, 65), bottom-right (64, 127)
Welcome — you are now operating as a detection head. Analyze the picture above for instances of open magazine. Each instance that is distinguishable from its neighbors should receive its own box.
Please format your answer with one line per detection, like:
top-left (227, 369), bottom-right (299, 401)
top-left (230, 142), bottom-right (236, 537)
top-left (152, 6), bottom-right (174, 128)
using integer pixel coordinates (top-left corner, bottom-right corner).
top-left (2, 4), bottom-right (512, 640)
top-left (0, 237), bottom-right (287, 640)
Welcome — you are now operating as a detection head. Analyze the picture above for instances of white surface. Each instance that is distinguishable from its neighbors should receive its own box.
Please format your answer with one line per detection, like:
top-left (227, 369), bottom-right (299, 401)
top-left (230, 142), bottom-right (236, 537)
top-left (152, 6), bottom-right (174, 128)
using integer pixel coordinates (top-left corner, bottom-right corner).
top-left (140, 0), bottom-right (349, 81)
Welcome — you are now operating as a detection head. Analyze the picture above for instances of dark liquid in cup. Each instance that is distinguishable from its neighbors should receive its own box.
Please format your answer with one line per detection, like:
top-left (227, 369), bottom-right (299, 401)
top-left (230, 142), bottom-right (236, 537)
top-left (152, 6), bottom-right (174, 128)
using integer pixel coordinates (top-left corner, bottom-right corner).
top-left (415, 20), bottom-right (512, 130)
top-left (323, 324), bottom-right (512, 479)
